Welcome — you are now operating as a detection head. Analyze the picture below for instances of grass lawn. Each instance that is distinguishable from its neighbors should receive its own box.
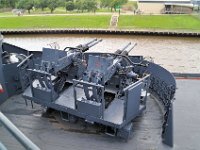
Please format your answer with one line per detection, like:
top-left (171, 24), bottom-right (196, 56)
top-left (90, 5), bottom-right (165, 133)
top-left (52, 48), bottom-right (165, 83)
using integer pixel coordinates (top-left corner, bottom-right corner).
top-left (0, 12), bottom-right (13, 16)
top-left (0, 15), bottom-right (111, 29)
top-left (118, 15), bottom-right (200, 31)
top-left (1, 14), bottom-right (200, 31)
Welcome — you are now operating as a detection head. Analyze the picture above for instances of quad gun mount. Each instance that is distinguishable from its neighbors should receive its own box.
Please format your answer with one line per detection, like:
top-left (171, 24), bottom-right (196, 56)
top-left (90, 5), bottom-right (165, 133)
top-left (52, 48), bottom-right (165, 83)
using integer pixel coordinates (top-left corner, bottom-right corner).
top-left (80, 43), bottom-right (141, 104)
top-left (26, 39), bottom-right (102, 101)
top-left (83, 42), bottom-right (138, 85)
top-left (0, 34), bottom-right (176, 147)
top-left (24, 42), bottom-right (151, 140)
top-left (72, 43), bottom-right (151, 134)
top-left (38, 38), bottom-right (102, 74)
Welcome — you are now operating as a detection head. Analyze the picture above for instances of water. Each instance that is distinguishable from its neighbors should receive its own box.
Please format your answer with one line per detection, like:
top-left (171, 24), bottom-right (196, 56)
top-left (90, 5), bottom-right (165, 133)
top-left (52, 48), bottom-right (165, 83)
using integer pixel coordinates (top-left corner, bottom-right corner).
top-left (4, 34), bottom-right (200, 73)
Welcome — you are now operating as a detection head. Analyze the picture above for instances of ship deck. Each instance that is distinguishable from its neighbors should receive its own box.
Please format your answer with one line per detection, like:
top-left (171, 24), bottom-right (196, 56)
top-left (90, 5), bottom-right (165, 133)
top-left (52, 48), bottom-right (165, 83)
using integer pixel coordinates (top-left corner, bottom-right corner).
top-left (0, 79), bottom-right (200, 150)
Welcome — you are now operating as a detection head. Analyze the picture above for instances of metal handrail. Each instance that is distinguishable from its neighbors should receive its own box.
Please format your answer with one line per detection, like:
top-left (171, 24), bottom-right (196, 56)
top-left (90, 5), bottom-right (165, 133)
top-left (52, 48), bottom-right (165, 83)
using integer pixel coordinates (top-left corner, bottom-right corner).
top-left (0, 111), bottom-right (40, 150)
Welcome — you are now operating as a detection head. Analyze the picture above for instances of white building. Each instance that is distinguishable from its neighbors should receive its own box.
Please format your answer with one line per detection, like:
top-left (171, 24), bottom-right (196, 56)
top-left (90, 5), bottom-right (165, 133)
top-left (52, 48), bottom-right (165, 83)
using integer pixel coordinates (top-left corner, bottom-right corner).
top-left (137, 0), bottom-right (194, 14)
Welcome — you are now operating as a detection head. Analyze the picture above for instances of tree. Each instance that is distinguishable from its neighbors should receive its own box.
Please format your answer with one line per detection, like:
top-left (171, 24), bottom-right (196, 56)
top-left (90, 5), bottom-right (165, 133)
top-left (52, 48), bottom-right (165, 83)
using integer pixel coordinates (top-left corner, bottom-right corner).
top-left (17, 0), bottom-right (34, 14)
top-left (83, 0), bottom-right (97, 12)
top-left (75, 0), bottom-right (97, 13)
top-left (0, 0), bottom-right (19, 9)
top-left (66, 1), bottom-right (75, 12)
top-left (6, 0), bottom-right (18, 8)
top-left (0, 0), bottom-right (9, 8)
top-left (58, 0), bottom-right (66, 7)
top-left (47, 0), bottom-right (59, 13)
top-left (111, 0), bottom-right (128, 11)
top-left (100, 0), bottom-right (128, 12)
top-left (75, 0), bottom-right (84, 12)
top-left (100, 0), bottom-right (112, 8)
top-left (35, 0), bottom-right (48, 11)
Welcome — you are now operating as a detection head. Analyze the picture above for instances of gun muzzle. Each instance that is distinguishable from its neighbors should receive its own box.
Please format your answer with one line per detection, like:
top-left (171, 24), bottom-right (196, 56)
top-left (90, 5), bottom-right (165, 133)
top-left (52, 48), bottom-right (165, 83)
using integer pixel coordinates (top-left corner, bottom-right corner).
top-left (114, 42), bottom-right (131, 54)
top-left (84, 38), bottom-right (98, 46)
top-left (121, 43), bottom-right (137, 56)
top-left (79, 39), bottom-right (102, 52)
top-left (88, 39), bottom-right (103, 48)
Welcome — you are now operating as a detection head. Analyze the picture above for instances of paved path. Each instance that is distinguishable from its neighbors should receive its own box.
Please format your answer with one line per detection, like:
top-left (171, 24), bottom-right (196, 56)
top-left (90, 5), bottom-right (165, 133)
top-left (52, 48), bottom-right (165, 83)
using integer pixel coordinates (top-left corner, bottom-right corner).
top-left (110, 14), bottom-right (119, 29)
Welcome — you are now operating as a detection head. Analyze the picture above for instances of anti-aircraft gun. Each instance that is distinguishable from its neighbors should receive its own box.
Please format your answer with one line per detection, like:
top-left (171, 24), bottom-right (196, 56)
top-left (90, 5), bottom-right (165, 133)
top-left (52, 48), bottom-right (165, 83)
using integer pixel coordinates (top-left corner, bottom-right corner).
top-left (0, 34), bottom-right (176, 147)
top-left (72, 43), bottom-right (151, 139)
top-left (23, 39), bottom-right (102, 102)
top-left (81, 43), bottom-right (140, 102)
top-left (83, 42), bottom-right (138, 85)
top-left (23, 40), bottom-right (175, 145)
top-left (40, 38), bottom-right (102, 75)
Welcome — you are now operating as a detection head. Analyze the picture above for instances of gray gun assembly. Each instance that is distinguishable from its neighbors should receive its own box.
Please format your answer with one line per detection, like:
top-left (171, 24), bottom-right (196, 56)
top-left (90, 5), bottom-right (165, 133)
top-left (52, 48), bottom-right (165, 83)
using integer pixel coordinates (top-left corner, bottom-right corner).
top-left (23, 39), bottom-right (102, 102)
top-left (23, 42), bottom-right (151, 140)
top-left (0, 34), bottom-right (176, 147)
top-left (73, 43), bottom-right (150, 139)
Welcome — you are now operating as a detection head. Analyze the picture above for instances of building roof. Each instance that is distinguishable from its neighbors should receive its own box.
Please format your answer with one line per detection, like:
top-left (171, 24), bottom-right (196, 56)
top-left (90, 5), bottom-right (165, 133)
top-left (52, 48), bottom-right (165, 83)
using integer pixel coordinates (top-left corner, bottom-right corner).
top-left (138, 0), bottom-right (191, 3)
top-left (165, 3), bottom-right (194, 7)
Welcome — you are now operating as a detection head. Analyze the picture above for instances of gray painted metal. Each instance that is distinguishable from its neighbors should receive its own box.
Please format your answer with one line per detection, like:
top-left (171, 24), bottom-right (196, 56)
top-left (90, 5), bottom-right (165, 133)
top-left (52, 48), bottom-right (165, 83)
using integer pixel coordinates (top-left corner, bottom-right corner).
top-left (22, 44), bottom-right (152, 141)
top-left (162, 102), bottom-right (173, 147)
top-left (0, 35), bottom-right (176, 147)
top-left (1, 79), bottom-right (199, 150)
top-left (145, 62), bottom-right (176, 147)
top-left (0, 142), bottom-right (7, 150)
top-left (125, 82), bottom-right (143, 121)
top-left (0, 34), bottom-right (34, 104)
top-left (0, 34), bottom-right (9, 104)
top-left (0, 111), bottom-right (40, 150)
top-left (0, 92), bottom-right (164, 150)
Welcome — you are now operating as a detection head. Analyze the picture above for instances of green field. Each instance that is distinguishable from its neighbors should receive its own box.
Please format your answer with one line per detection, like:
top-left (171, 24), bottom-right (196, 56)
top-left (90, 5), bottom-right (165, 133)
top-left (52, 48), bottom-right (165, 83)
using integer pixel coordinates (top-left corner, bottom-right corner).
top-left (118, 15), bottom-right (200, 31)
top-left (0, 15), bottom-right (111, 29)
top-left (0, 14), bottom-right (200, 31)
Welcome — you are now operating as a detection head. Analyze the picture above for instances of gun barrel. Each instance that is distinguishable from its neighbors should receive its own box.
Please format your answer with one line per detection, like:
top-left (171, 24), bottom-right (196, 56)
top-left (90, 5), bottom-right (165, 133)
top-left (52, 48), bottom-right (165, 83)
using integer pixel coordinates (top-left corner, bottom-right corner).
top-left (76, 39), bottom-right (97, 49)
top-left (78, 39), bottom-right (102, 52)
top-left (121, 43), bottom-right (137, 55)
top-left (88, 39), bottom-right (102, 48)
top-left (84, 38), bottom-right (98, 46)
top-left (114, 42), bottom-right (131, 54)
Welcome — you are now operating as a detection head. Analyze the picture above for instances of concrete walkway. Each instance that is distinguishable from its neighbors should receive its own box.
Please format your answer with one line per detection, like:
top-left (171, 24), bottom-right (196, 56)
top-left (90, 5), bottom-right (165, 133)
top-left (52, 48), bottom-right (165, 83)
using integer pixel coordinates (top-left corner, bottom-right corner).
top-left (110, 14), bottom-right (119, 29)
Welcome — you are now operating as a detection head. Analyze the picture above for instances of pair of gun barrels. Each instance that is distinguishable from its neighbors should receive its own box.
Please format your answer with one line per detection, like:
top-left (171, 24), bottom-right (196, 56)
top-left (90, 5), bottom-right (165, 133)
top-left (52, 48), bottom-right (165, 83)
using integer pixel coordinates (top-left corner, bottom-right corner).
top-left (68, 38), bottom-right (137, 55)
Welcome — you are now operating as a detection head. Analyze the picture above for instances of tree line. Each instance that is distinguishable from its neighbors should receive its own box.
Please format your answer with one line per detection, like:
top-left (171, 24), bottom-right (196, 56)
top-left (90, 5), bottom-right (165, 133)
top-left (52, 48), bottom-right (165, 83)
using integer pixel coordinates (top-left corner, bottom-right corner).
top-left (0, 0), bottom-right (128, 13)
